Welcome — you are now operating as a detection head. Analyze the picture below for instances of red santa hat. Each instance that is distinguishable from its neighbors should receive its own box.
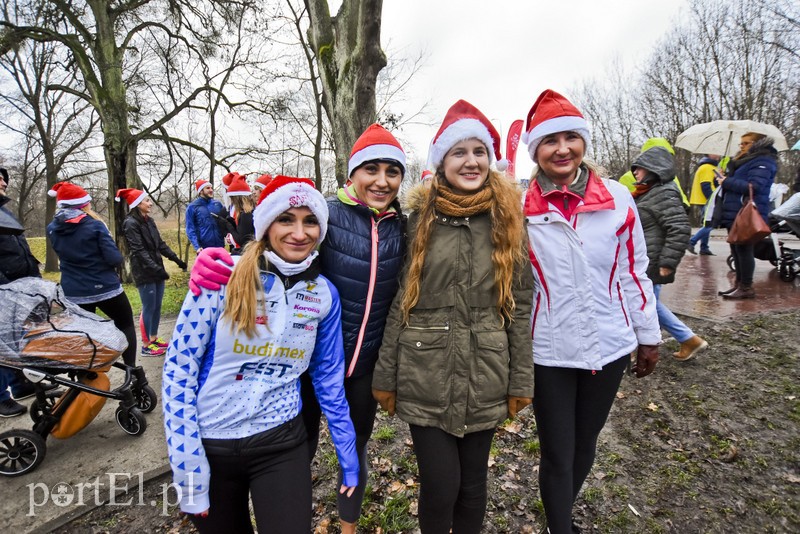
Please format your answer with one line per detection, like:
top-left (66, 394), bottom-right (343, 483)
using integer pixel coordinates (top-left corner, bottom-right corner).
top-left (252, 173), bottom-right (273, 191)
top-left (226, 174), bottom-right (251, 197)
top-left (194, 179), bottom-right (212, 194)
top-left (420, 169), bottom-right (434, 182)
top-left (427, 100), bottom-right (507, 172)
top-left (348, 124), bottom-right (406, 177)
top-left (48, 181), bottom-right (92, 207)
top-left (521, 89), bottom-right (591, 162)
top-left (253, 175), bottom-right (328, 244)
top-left (221, 172), bottom-right (239, 190)
top-left (115, 188), bottom-right (147, 209)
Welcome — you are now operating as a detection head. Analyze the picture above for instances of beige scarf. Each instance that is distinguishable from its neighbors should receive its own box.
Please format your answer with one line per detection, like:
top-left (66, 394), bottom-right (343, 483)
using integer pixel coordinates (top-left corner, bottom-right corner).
top-left (434, 183), bottom-right (493, 218)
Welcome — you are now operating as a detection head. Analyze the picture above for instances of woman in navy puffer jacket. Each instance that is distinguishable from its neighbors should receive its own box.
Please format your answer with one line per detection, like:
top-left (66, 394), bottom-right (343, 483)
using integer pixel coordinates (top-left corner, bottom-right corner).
top-left (717, 133), bottom-right (778, 299)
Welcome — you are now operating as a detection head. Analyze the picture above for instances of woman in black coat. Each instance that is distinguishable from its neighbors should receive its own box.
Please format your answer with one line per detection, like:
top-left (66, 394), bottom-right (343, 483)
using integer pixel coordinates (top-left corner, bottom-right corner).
top-left (118, 189), bottom-right (186, 357)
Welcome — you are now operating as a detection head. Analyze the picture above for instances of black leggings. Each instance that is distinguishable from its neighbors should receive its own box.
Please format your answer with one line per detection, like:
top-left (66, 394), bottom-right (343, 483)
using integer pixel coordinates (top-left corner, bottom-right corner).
top-left (189, 440), bottom-right (311, 533)
top-left (729, 242), bottom-right (755, 285)
top-left (533, 355), bottom-right (628, 534)
top-left (409, 425), bottom-right (495, 534)
top-left (301, 371), bottom-right (377, 523)
top-left (78, 292), bottom-right (137, 367)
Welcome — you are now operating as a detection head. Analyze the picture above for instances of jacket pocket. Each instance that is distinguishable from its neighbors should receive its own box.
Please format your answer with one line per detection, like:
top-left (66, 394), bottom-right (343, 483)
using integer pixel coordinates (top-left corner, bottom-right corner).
top-left (471, 330), bottom-right (510, 408)
top-left (397, 327), bottom-right (450, 408)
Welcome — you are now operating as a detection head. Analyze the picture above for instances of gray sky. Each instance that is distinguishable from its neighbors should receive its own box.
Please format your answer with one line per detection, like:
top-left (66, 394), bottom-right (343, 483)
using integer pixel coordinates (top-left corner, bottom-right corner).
top-left (377, 0), bottom-right (690, 176)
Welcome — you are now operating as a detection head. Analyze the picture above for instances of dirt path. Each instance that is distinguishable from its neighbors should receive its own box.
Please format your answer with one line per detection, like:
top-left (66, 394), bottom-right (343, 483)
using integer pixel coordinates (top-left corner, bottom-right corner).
top-left (51, 310), bottom-right (799, 533)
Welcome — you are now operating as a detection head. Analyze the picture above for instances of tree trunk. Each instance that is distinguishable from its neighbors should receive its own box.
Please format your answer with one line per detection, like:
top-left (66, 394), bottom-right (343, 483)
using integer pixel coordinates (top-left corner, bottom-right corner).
top-left (305, 0), bottom-right (387, 186)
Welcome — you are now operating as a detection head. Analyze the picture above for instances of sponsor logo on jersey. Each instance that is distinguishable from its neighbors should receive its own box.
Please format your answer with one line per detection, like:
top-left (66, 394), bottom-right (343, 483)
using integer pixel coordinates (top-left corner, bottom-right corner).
top-left (232, 339), bottom-right (306, 359)
top-left (235, 360), bottom-right (294, 380)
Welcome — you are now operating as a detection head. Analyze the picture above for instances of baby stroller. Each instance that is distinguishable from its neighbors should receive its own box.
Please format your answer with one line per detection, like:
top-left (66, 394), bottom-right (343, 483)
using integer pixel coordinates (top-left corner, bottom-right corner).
top-left (0, 278), bottom-right (157, 477)
top-left (726, 193), bottom-right (800, 283)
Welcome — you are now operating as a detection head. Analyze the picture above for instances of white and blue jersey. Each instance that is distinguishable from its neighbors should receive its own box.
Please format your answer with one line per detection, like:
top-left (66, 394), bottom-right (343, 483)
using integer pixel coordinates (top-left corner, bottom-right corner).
top-left (162, 261), bottom-right (358, 513)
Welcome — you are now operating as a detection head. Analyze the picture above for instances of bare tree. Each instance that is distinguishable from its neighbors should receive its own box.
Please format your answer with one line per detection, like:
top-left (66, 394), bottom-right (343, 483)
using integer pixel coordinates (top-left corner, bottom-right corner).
top-left (304, 0), bottom-right (387, 186)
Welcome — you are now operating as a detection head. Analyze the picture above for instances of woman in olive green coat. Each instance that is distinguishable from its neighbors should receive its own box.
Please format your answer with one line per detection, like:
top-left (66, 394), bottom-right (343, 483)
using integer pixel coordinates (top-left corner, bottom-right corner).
top-left (372, 100), bottom-right (534, 534)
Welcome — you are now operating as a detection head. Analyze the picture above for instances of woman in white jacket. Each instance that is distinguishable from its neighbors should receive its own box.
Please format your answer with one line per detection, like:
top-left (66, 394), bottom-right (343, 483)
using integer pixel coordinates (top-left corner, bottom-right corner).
top-left (521, 90), bottom-right (661, 534)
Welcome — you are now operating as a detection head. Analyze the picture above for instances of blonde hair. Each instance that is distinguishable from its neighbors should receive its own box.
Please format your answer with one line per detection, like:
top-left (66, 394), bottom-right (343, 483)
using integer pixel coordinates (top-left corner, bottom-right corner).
top-left (230, 195), bottom-right (255, 220)
top-left (221, 238), bottom-right (269, 337)
top-left (80, 204), bottom-right (111, 232)
top-left (399, 169), bottom-right (526, 325)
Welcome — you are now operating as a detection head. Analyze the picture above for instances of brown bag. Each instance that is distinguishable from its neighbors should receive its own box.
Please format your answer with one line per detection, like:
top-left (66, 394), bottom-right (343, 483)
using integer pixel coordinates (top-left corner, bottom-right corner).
top-left (726, 184), bottom-right (771, 245)
top-left (50, 372), bottom-right (109, 439)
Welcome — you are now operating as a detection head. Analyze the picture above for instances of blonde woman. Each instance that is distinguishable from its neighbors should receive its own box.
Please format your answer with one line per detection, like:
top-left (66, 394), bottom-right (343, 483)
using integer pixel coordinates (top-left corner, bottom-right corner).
top-left (372, 100), bottom-right (534, 534)
top-left (163, 176), bottom-right (358, 533)
top-left (46, 181), bottom-right (137, 366)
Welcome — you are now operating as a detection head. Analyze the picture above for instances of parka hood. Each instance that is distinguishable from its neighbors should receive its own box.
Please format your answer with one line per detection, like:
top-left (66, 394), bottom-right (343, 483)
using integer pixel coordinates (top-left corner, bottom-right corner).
top-left (402, 180), bottom-right (433, 213)
top-left (632, 147), bottom-right (675, 185)
top-left (50, 208), bottom-right (88, 236)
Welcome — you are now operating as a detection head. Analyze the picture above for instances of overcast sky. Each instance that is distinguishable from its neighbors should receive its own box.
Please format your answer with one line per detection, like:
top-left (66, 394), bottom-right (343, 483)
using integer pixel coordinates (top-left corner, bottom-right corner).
top-left (375, 0), bottom-right (690, 175)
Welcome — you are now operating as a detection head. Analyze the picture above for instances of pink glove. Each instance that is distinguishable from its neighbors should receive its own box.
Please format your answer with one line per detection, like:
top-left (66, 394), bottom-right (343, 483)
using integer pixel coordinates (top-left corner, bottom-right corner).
top-left (189, 247), bottom-right (234, 296)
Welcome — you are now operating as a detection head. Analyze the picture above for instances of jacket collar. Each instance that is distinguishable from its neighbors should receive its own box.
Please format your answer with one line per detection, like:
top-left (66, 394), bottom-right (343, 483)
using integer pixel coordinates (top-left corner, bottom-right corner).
top-left (524, 170), bottom-right (615, 216)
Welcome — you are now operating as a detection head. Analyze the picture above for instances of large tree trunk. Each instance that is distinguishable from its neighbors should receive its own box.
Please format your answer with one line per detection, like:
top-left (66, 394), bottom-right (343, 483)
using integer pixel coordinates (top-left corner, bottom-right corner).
top-left (305, 0), bottom-right (387, 186)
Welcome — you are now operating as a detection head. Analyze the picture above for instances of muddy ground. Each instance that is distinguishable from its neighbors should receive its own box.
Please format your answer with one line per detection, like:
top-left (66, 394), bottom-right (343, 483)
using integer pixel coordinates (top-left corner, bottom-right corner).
top-left (54, 310), bottom-right (800, 533)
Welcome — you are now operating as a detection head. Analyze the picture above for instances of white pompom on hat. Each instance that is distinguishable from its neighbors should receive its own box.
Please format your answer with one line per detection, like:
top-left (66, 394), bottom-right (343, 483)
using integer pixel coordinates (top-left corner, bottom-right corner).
top-left (253, 175), bottom-right (328, 244)
top-left (115, 188), bottom-right (147, 209)
top-left (48, 181), bottom-right (92, 207)
top-left (194, 179), bottom-right (212, 194)
top-left (521, 89), bottom-right (591, 162)
top-left (426, 100), bottom-right (507, 172)
top-left (348, 124), bottom-right (406, 177)
top-left (226, 174), bottom-right (251, 197)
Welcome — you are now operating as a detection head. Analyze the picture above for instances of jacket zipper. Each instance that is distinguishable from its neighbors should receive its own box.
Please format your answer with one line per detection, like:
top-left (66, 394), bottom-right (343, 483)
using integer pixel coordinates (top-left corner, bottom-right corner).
top-left (347, 217), bottom-right (381, 377)
top-left (406, 322), bottom-right (450, 331)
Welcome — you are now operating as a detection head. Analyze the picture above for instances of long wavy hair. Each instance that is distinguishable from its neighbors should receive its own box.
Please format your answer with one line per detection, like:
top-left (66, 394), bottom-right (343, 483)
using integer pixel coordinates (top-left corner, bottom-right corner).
top-left (399, 169), bottom-right (526, 325)
top-left (230, 195), bottom-right (255, 221)
top-left (221, 238), bottom-right (269, 337)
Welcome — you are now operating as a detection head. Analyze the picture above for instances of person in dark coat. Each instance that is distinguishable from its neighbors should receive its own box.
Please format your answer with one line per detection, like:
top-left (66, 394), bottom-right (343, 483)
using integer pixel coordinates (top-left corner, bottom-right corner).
top-left (215, 174), bottom-right (255, 254)
top-left (631, 147), bottom-right (708, 361)
top-left (716, 134), bottom-right (779, 299)
top-left (0, 167), bottom-right (52, 417)
top-left (118, 188), bottom-right (186, 357)
top-left (46, 181), bottom-right (137, 366)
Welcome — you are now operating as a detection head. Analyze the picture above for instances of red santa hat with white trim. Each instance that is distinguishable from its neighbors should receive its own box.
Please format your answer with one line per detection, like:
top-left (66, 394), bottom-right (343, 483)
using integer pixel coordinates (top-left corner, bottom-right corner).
top-left (115, 188), bottom-right (147, 209)
top-left (253, 175), bottom-right (328, 244)
top-left (426, 100), bottom-right (507, 172)
top-left (194, 179), bottom-right (212, 194)
top-left (221, 172), bottom-right (239, 191)
top-left (348, 124), bottom-right (406, 177)
top-left (252, 173), bottom-right (273, 191)
top-left (226, 174), bottom-right (251, 197)
top-left (521, 89), bottom-right (591, 162)
top-left (48, 181), bottom-right (92, 207)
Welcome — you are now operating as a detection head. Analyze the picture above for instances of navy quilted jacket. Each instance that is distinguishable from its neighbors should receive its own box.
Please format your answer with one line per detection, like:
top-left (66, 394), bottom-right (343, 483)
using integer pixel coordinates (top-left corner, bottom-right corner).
top-left (719, 141), bottom-right (778, 228)
top-left (319, 196), bottom-right (406, 378)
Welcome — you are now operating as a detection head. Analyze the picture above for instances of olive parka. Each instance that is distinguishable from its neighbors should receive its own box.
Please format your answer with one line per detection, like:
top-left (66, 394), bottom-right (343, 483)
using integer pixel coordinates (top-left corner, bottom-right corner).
top-left (372, 182), bottom-right (534, 437)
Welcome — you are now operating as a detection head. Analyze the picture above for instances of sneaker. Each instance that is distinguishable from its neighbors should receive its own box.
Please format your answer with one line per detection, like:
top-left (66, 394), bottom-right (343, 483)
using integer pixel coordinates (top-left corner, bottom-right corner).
top-left (686, 243), bottom-right (697, 254)
top-left (141, 343), bottom-right (166, 357)
top-left (673, 335), bottom-right (709, 361)
top-left (153, 337), bottom-right (169, 349)
top-left (699, 249), bottom-right (715, 256)
top-left (0, 398), bottom-right (27, 418)
top-left (11, 382), bottom-right (59, 401)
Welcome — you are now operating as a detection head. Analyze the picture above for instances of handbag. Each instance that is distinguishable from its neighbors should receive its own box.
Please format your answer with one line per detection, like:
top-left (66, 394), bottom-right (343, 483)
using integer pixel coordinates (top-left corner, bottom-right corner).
top-left (726, 184), bottom-right (771, 245)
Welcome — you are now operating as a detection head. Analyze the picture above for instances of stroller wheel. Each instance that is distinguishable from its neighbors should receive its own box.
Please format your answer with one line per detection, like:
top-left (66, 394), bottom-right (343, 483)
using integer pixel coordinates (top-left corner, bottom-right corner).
top-left (134, 385), bottom-right (158, 414)
top-left (30, 391), bottom-right (63, 424)
top-left (780, 263), bottom-right (796, 282)
top-left (726, 254), bottom-right (736, 272)
top-left (0, 429), bottom-right (47, 477)
top-left (115, 407), bottom-right (147, 436)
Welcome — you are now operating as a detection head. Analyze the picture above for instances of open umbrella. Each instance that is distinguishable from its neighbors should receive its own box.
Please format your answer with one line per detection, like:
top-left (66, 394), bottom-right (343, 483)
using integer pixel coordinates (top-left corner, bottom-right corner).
top-left (675, 120), bottom-right (788, 156)
top-left (792, 139), bottom-right (800, 151)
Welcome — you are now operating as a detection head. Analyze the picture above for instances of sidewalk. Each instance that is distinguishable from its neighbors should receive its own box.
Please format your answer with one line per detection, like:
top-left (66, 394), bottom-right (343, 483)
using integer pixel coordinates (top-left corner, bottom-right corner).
top-left (1, 316), bottom-right (175, 534)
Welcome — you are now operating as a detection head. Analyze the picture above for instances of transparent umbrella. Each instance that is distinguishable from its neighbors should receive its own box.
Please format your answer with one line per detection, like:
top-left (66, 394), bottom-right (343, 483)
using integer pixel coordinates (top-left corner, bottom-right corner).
top-left (675, 120), bottom-right (788, 157)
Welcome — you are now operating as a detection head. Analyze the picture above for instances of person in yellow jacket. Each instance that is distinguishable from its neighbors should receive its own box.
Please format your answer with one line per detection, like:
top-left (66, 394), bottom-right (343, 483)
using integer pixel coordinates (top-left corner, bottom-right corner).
top-left (687, 155), bottom-right (721, 255)
top-left (619, 138), bottom-right (690, 207)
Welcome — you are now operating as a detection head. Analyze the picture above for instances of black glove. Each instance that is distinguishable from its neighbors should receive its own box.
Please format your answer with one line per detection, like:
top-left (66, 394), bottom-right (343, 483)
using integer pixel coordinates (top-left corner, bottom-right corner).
top-left (175, 259), bottom-right (188, 271)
